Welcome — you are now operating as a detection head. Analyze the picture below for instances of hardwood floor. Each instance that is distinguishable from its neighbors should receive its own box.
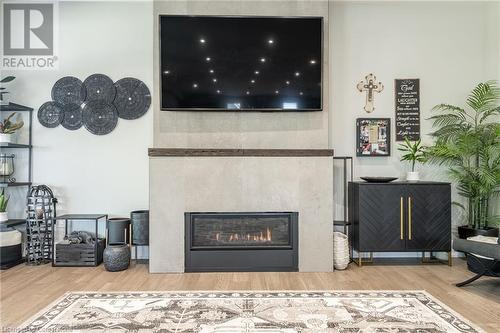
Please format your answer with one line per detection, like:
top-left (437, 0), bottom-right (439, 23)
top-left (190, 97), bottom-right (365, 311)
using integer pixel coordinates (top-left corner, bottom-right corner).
top-left (1, 259), bottom-right (499, 332)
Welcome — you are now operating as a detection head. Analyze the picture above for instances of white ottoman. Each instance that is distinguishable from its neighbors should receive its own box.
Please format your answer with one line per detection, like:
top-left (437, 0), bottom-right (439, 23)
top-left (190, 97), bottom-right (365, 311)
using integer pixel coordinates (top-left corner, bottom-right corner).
top-left (0, 226), bottom-right (22, 267)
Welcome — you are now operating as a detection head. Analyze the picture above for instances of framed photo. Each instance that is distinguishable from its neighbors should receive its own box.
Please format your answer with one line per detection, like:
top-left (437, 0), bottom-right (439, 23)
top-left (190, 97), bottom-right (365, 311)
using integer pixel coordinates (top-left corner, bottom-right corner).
top-left (356, 118), bottom-right (391, 157)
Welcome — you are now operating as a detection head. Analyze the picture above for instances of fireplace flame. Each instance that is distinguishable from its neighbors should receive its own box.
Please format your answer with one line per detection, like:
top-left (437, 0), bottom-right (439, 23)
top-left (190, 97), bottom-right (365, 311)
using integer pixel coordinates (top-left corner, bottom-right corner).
top-left (213, 227), bottom-right (272, 243)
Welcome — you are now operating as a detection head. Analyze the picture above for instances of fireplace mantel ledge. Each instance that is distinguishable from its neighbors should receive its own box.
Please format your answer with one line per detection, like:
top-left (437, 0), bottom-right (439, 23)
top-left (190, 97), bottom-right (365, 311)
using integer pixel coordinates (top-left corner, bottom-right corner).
top-left (148, 148), bottom-right (334, 157)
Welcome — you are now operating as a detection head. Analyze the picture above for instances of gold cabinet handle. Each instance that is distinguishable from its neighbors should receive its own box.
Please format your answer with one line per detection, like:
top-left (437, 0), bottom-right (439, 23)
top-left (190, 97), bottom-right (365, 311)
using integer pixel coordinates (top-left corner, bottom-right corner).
top-left (408, 197), bottom-right (412, 240)
top-left (400, 197), bottom-right (404, 240)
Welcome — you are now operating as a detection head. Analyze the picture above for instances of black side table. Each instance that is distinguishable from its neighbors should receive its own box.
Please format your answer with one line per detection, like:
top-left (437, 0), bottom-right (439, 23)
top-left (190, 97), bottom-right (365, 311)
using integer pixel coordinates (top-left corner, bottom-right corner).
top-left (52, 214), bottom-right (107, 267)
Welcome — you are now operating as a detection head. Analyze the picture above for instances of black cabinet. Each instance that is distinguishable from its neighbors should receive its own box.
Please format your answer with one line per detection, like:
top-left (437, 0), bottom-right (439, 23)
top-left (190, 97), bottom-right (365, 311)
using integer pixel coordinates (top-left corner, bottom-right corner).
top-left (349, 182), bottom-right (451, 262)
top-left (405, 185), bottom-right (451, 251)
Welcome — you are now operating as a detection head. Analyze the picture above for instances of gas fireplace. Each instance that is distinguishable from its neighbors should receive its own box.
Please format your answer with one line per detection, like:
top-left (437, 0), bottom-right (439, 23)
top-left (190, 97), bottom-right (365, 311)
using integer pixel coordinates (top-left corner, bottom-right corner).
top-left (185, 212), bottom-right (298, 272)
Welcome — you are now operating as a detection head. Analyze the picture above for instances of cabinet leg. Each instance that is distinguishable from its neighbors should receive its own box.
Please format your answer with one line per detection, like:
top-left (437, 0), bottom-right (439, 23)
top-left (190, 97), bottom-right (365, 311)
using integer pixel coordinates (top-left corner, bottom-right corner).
top-left (421, 251), bottom-right (432, 263)
top-left (356, 253), bottom-right (362, 267)
top-left (422, 251), bottom-right (452, 266)
top-left (355, 252), bottom-right (373, 267)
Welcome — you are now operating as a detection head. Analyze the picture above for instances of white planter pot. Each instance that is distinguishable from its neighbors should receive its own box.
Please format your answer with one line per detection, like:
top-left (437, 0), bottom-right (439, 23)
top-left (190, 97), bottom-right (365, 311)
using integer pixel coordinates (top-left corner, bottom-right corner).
top-left (333, 231), bottom-right (350, 270)
top-left (0, 133), bottom-right (12, 143)
top-left (0, 212), bottom-right (8, 222)
top-left (406, 171), bottom-right (420, 182)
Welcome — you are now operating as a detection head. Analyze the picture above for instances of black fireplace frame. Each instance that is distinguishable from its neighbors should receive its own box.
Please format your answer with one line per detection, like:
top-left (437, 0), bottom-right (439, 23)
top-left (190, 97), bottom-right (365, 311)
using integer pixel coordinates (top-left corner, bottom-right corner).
top-left (185, 212), bottom-right (298, 272)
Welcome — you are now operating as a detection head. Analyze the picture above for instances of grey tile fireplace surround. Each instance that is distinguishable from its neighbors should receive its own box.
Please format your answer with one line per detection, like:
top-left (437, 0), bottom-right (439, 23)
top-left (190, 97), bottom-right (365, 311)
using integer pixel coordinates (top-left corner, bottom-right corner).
top-left (149, 148), bottom-right (334, 273)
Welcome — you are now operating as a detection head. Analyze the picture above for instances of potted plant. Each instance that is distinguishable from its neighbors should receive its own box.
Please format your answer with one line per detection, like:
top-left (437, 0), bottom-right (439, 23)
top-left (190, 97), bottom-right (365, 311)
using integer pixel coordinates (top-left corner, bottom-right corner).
top-left (398, 137), bottom-right (426, 181)
top-left (0, 189), bottom-right (9, 222)
top-left (0, 76), bottom-right (15, 105)
top-left (0, 112), bottom-right (24, 143)
top-left (426, 81), bottom-right (499, 239)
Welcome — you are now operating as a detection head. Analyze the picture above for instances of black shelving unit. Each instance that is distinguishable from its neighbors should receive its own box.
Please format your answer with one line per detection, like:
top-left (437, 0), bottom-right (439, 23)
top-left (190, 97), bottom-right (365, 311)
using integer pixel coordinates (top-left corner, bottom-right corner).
top-left (333, 156), bottom-right (354, 262)
top-left (0, 102), bottom-right (33, 227)
top-left (333, 156), bottom-right (353, 234)
top-left (2, 218), bottom-right (26, 228)
top-left (0, 182), bottom-right (32, 188)
top-left (0, 143), bottom-right (32, 148)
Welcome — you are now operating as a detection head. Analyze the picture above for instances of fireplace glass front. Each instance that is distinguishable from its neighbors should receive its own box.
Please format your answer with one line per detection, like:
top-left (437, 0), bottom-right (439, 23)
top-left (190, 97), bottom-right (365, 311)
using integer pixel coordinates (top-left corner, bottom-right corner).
top-left (185, 212), bottom-right (298, 272)
top-left (191, 214), bottom-right (291, 248)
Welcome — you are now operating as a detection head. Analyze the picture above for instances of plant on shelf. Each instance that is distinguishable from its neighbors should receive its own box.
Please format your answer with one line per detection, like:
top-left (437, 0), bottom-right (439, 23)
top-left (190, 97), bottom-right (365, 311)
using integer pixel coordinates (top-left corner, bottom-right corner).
top-left (398, 137), bottom-right (427, 181)
top-left (0, 189), bottom-right (10, 222)
top-left (0, 112), bottom-right (24, 143)
top-left (0, 76), bottom-right (15, 104)
top-left (426, 80), bottom-right (500, 239)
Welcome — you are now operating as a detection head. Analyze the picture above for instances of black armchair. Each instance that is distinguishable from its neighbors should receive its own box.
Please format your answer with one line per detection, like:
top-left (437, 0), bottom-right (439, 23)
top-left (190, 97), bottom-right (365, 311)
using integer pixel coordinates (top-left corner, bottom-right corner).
top-left (453, 238), bottom-right (500, 287)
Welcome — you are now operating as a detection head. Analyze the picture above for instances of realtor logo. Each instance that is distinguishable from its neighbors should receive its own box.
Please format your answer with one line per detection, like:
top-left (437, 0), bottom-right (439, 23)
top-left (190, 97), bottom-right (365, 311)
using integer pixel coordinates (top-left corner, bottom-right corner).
top-left (1, 1), bottom-right (58, 69)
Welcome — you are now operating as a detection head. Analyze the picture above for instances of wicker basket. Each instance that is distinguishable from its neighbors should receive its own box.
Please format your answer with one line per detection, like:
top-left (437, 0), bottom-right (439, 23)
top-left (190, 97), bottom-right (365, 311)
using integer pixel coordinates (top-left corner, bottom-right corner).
top-left (333, 232), bottom-right (349, 270)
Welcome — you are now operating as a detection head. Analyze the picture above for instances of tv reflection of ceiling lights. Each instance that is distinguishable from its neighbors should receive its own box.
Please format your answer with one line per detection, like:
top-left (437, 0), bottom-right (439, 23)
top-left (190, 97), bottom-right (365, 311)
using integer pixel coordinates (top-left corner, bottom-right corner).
top-left (160, 15), bottom-right (323, 112)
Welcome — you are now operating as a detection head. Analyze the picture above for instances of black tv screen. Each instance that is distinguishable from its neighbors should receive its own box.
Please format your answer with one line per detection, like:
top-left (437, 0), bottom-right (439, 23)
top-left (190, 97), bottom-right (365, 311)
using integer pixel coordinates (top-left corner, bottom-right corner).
top-left (160, 15), bottom-right (323, 111)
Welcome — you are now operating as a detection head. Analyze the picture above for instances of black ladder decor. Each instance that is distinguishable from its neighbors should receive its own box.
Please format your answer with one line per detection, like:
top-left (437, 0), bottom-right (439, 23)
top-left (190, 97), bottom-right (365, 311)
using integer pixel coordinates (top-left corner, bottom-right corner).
top-left (25, 185), bottom-right (57, 265)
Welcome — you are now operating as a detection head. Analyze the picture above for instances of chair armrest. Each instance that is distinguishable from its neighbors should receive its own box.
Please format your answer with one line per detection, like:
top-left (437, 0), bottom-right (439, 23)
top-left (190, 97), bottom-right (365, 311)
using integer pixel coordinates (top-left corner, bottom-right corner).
top-left (453, 238), bottom-right (500, 260)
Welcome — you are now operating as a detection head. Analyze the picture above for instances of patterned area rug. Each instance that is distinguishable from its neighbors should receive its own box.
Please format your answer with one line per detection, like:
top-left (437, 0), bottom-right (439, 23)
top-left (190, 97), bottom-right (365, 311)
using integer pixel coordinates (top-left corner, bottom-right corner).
top-left (19, 291), bottom-right (484, 332)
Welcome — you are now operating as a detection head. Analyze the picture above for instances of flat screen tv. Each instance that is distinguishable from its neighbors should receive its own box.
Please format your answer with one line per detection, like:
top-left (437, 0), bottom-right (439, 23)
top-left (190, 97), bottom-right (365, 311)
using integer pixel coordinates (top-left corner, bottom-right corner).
top-left (160, 15), bottom-right (323, 111)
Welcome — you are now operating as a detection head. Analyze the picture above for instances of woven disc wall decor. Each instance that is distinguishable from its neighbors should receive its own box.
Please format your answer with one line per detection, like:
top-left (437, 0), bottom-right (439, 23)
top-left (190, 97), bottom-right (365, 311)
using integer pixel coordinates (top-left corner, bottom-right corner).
top-left (113, 78), bottom-right (151, 120)
top-left (82, 100), bottom-right (118, 135)
top-left (61, 103), bottom-right (83, 130)
top-left (51, 76), bottom-right (87, 105)
top-left (83, 74), bottom-right (116, 103)
top-left (38, 102), bottom-right (64, 128)
top-left (43, 75), bottom-right (149, 135)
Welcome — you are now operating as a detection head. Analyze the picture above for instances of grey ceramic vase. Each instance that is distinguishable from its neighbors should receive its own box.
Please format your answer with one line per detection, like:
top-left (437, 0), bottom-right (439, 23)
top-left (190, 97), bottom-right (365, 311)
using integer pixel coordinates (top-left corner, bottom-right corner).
top-left (103, 244), bottom-right (130, 272)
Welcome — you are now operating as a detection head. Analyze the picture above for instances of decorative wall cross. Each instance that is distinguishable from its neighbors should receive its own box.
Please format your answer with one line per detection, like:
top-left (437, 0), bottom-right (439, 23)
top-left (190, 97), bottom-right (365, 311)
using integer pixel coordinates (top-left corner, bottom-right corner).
top-left (357, 73), bottom-right (384, 113)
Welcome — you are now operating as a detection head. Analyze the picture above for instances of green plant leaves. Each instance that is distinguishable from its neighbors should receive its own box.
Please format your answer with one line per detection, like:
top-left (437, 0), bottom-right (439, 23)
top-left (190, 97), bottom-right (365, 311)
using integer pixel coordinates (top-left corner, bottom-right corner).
top-left (398, 137), bottom-right (426, 172)
top-left (466, 80), bottom-right (500, 113)
top-left (0, 76), bottom-right (15, 83)
top-left (0, 189), bottom-right (10, 212)
top-left (0, 76), bottom-right (15, 100)
top-left (427, 81), bottom-right (500, 229)
top-left (0, 112), bottom-right (24, 134)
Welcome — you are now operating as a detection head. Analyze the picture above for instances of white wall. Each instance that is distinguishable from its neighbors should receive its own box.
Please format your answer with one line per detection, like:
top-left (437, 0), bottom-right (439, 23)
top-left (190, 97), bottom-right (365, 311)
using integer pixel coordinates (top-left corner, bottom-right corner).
top-left (330, 1), bottom-right (500, 235)
top-left (4, 1), bottom-right (153, 257)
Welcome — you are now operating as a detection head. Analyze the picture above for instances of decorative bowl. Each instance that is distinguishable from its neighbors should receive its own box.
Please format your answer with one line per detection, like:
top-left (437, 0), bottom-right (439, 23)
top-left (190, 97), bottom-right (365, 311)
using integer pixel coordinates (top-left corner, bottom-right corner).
top-left (360, 177), bottom-right (398, 183)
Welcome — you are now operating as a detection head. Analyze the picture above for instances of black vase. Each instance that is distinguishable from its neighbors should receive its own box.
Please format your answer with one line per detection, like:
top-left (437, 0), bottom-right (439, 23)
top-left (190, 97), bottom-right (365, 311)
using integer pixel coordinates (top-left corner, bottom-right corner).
top-left (131, 210), bottom-right (149, 245)
top-left (107, 218), bottom-right (130, 245)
